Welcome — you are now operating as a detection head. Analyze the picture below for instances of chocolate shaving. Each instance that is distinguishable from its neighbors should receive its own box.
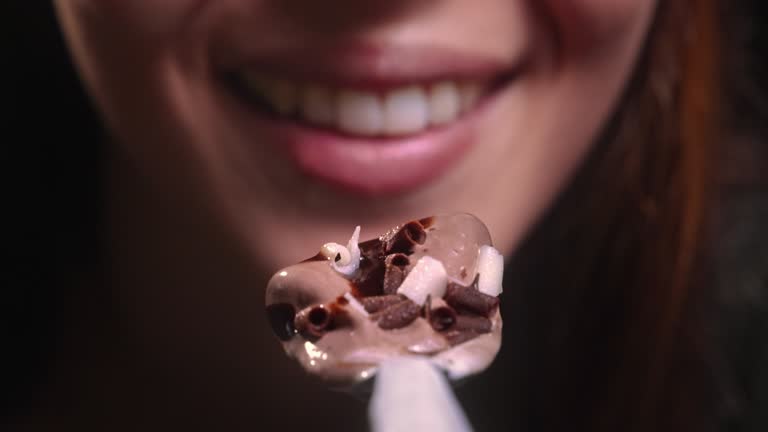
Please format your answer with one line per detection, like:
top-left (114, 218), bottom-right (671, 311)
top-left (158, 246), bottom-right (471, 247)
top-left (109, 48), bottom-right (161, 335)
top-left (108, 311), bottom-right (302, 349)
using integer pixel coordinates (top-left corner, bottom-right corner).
top-left (429, 306), bottom-right (457, 331)
top-left (294, 305), bottom-right (333, 340)
top-left (441, 312), bottom-right (493, 345)
top-left (453, 315), bottom-right (492, 333)
top-left (377, 299), bottom-right (421, 330)
top-left (360, 295), bottom-right (404, 314)
top-left (387, 253), bottom-right (410, 267)
top-left (350, 255), bottom-right (385, 297)
top-left (382, 253), bottom-right (409, 294)
top-left (350, 239), bottom-right (386, 296)
top-left (445, 283), bottom-right (499, 317)
top-left (418, 216), bottom-right (435, 229)
top-left (382, 221), bottom-right (426, 254)
top-left (358, 238), bottom-right (385, 257)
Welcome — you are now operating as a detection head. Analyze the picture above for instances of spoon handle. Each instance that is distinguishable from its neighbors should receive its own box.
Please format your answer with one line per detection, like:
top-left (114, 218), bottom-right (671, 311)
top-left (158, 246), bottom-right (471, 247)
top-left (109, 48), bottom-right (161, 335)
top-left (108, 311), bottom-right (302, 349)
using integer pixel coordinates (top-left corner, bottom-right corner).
top-left (369, 357), bottom-right (473, 432)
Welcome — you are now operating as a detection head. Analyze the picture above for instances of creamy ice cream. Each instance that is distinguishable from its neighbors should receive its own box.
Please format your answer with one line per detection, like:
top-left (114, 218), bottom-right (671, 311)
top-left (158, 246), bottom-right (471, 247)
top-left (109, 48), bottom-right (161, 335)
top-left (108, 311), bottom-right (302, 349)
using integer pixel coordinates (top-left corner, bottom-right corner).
top-left (265, 213), bottom-right (503, 384)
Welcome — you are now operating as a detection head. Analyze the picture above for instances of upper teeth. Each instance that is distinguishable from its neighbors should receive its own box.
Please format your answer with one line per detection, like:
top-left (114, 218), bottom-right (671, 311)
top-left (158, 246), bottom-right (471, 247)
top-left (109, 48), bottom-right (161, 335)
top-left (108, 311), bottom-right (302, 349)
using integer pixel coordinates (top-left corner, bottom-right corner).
top-left (240, 74), bottom-right (483, 137)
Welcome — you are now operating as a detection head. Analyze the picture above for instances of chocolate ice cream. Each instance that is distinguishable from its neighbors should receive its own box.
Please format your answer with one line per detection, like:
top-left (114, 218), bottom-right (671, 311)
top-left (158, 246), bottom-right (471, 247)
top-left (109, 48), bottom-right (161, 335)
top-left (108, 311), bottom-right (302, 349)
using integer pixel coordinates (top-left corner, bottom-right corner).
top-left (265, 213), bottom-right (503, 383)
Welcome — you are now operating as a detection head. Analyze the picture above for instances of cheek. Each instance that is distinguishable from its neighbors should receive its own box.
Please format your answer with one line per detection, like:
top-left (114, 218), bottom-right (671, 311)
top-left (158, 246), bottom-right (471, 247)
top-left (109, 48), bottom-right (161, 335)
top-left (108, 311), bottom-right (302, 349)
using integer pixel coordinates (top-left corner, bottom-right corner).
top-left (542, 0), bottom-right (657, 52)
top-left (59, 0), bottom-right (202, 38)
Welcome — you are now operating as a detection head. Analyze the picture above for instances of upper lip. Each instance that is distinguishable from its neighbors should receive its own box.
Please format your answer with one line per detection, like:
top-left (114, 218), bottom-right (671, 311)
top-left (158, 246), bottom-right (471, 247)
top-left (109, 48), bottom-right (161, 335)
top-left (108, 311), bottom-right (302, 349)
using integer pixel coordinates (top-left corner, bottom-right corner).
top-left (215, 41), bottom-right (521, 90)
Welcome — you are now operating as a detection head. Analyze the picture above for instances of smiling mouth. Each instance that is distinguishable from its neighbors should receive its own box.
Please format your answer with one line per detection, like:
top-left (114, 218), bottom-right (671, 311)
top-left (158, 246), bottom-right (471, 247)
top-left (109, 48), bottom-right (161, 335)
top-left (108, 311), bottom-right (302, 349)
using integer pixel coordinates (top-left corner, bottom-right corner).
top-left (220, 39), bottom-right (521, 139)
top-left (216, 43), bottom-right (521, 195)
top-left (226, 72), bottom-right (513, 138)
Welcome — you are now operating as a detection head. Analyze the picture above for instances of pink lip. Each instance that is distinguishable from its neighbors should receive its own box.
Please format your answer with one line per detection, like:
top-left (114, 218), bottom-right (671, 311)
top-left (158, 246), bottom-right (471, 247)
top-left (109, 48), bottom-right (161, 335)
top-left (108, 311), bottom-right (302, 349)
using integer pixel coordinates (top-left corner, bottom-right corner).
top-left (218, 43), bottom-right (517, 196)
top-left (216, 41), bottom-right (516, 90)
top-left (247, 110), bottom-right (481, 196)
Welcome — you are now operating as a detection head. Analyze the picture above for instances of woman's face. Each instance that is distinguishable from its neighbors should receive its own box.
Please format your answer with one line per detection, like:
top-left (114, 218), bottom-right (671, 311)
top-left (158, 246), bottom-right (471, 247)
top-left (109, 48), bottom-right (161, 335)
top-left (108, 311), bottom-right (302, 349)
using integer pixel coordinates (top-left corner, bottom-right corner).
top-left (55, 0), bottom-right (656, 271)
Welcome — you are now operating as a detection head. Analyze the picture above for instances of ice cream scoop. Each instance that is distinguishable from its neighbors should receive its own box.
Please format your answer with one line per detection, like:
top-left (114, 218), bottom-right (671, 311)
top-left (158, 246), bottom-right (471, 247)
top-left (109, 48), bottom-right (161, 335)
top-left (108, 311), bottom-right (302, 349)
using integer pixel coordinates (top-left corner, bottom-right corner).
top-left (264, 213), bottom-right (503, 385)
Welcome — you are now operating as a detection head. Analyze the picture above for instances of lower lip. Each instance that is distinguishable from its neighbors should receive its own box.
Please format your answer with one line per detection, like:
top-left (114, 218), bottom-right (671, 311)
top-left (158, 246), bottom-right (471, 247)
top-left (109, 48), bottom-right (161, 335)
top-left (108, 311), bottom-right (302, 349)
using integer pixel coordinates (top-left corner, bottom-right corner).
top-left (228, 89), bottom-right (498, 197)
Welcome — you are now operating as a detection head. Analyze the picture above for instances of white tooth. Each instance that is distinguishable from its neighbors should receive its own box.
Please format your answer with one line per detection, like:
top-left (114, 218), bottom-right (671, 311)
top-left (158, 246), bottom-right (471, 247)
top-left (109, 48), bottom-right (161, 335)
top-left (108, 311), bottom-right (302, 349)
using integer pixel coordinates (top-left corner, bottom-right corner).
top-left (383, 86), bottom-right (428, 136)
top-left (428, 81), bottom-right (460, 125)
top-left (337, 90), bottom-right (383, 136)
top-left (301, 85), bottom-right (335, 126)
top-left (459, 83), bottom-right (482, 112)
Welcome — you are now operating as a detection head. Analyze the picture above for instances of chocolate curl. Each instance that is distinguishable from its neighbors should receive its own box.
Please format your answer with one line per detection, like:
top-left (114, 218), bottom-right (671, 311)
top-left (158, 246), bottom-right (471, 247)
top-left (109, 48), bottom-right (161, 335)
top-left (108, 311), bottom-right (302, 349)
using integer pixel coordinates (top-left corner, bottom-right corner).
top-left (377, 299), bottom-right (421, 330)
top-left (350, 240), bottom-right (389, 297)
top-left (294, 304), bottom-right (333, 340)
top-left (358, 237), bottom-right (385, 257)
top-left (444, 283), bottom-right (499, 317)
top-left (428, 306), bottom-right (457, 332)
top-left (361, 295), bottom-right (404, 314)
top-left (440, 314), bottom-right (492, 346)
top-left (383, 253), bottom-right (410, 294)
top-left (382, 221), bottom-right (427, 254)
top-left (453, 315), bottom-right (492, 333)
top-left (351, 258), bottom-right (385, 297)
top-left (417, 216), bottom-right (435, 228)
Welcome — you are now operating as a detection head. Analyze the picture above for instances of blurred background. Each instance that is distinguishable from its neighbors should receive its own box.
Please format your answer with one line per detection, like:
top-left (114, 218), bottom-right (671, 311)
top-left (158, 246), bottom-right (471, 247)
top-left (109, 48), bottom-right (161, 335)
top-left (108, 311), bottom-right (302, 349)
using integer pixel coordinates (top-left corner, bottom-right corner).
top-left (4, 1), bottom-right (767, 431)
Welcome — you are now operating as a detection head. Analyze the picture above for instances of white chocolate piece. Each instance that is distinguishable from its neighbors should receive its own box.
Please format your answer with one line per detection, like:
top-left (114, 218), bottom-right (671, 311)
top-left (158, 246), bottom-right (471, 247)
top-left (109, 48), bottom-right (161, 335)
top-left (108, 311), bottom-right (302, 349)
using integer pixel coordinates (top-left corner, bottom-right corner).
top-left (328, 226), bottom-right (361, 277)
top-left (476, 245), bottom-right (504, 296)
top-left (321, 242), bottom-right (351, 264)
top-left (396, 256), bottom-right (448, 306)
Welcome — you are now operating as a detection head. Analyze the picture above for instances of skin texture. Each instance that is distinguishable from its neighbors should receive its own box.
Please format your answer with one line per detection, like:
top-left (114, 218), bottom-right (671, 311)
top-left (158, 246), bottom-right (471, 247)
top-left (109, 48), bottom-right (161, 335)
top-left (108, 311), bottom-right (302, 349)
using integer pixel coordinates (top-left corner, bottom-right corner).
top-left (55, 0), bottom-right (656, 266)
top-left (48, 0), bottom-right (657, 429)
